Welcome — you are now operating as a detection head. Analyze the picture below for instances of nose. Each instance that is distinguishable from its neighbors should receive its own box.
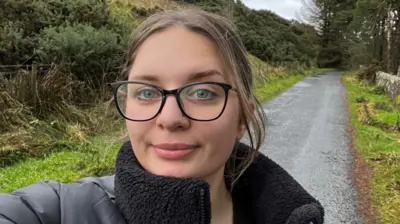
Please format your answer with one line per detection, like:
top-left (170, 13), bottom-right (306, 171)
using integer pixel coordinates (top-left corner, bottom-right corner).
top-left (155, 95), bottom-right (189, 131)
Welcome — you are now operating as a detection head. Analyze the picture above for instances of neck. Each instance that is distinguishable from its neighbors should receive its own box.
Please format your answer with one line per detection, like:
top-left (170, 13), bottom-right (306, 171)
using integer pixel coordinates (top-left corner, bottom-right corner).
top-left (206, 166), bottom-right (233, 224)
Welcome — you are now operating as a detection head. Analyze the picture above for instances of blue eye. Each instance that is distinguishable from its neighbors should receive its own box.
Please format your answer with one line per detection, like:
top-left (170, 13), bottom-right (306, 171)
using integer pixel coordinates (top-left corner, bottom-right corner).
top-left (136, 89), bottom-right (160, 100)
top-left (194, 89), bottom-right (214, 99)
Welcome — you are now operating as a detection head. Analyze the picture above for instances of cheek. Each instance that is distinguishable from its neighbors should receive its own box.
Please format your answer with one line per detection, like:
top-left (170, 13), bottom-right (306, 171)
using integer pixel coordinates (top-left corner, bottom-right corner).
top-left (201, 101), bottom-right (241, 153)
top-left (126, 121), bottom-right (151, 144)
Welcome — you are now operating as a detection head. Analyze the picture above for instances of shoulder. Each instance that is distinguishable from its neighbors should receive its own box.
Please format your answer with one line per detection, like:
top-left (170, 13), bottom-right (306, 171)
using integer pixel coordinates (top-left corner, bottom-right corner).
top-left (285, 203), bottom-right (324, 224)
top-left (0, 181), bottom-right (62, 224)
top-left (74, 175), bottom-right (116, 198)
top-left (256, 154), bottom-right (324, 223)
top-left (233, 143), bottom-right (325, 223)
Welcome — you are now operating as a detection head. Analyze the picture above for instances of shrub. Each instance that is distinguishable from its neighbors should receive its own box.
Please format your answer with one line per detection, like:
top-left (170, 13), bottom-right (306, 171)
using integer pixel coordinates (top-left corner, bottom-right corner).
top-left (64, 0), bottom-right (110, 28)
top-left (356, 61), bottom-right (383, 84)
top-left (0, 21), bottom-right (36, 64)
top-left (0, 0), bottom-right (111, 66)
top-left (36, 24), bottom-right (124, 85)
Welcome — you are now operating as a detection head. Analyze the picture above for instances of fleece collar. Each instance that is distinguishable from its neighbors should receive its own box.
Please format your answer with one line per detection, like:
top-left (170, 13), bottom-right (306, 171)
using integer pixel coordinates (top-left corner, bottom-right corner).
top-left (114, 141), bottom-right (323, 224)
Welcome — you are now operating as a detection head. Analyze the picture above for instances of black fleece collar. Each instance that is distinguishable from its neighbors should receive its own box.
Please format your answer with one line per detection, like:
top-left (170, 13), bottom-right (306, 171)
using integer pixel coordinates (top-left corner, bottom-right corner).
top-left (114, 141), bottom-right (324, 224)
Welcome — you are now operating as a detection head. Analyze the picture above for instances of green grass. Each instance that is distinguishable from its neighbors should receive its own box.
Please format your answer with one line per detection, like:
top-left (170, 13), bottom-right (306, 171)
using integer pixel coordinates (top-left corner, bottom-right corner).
top-left (254, 74), bottom-right (305, 103)
top-left (0, 130), bottom-right (124, 193)
top-left (315, 68), bottom-right (336, 73)
top-left (254, 68), bottom-right (327, 103)
top-left (343, 72), bottom-right (400, 224)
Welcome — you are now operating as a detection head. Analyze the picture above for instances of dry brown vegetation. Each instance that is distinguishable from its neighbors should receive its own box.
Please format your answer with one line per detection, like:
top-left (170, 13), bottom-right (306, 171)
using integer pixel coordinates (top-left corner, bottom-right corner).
top-left (0, 65), bottom-right (121, 167)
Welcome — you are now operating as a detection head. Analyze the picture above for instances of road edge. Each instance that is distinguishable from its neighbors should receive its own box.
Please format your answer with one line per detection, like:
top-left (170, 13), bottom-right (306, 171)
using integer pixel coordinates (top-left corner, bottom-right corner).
top-left (341, 75), bottom-right (380, 224)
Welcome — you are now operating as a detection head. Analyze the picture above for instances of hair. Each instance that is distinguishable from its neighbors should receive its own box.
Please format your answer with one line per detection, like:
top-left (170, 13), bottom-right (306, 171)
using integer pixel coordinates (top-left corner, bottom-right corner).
top-left (122, 8), bottom-right (267, 189)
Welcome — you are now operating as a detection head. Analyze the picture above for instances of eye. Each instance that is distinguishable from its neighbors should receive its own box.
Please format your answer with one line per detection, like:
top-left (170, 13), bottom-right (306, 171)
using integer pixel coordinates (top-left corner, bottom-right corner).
top-left (183, 85), bottom-right (218, 100)
top-left (136, 88), bottom-right (161, 100)
top-left (192, 89), bottom-right (214, 99)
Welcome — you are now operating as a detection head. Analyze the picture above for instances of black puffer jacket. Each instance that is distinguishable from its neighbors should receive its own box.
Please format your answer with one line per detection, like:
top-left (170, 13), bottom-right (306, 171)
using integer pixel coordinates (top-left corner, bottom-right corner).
top-left (0, 141), bottom-right (324, 224)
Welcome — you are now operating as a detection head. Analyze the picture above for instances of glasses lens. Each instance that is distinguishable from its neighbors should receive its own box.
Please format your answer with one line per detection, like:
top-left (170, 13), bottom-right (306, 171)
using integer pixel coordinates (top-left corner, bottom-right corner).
top-left (180, 83), bottom-right (227, 120)
top-left (116, 83), bottom-right (162, 121)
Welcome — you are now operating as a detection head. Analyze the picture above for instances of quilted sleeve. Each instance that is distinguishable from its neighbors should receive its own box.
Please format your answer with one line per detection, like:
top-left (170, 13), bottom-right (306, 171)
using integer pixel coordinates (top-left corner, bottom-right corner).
top-left (0, 181), bottom-right (61, 224)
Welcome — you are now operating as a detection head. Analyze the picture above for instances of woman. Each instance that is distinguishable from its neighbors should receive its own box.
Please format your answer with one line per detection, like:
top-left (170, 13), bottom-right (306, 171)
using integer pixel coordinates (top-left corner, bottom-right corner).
top-left (0, 9), bottom-right (324, 224)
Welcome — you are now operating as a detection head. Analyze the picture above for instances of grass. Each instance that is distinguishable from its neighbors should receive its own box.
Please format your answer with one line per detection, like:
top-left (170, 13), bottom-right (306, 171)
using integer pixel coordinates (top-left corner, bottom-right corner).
top-left (342, 72), bottom-right (400, 224)
top-left (0, 129), bottom-right (124, 192)
top-left (254, 74), bottom-right (305, 103)
top-left (254, 67), bottom-right (329, 103)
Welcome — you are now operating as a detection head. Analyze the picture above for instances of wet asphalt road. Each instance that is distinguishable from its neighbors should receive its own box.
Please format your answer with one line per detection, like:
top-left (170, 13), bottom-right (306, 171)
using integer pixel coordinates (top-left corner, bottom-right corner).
top-left (258, 72), bottom-right (363, 223)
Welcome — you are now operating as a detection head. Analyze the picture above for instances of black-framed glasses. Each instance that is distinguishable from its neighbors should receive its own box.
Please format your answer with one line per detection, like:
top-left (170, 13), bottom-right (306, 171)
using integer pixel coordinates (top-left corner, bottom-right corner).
top-left (110, 81), bottom-right (236, 122)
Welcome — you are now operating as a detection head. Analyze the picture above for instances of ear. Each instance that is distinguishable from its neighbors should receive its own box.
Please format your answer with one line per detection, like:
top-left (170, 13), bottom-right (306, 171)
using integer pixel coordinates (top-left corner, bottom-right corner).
top-left (236, 100), bottom-right (255, 141)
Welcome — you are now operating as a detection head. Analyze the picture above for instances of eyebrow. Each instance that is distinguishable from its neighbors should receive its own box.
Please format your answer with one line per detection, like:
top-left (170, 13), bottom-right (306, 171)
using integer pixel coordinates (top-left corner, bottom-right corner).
top-left (130, 69), bottom-right (224, 82)
top-left (189, 69), bottom-right (224, 81)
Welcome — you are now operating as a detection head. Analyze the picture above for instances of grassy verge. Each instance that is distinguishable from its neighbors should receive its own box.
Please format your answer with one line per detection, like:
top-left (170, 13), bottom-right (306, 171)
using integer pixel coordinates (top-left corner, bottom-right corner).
top-left (255, 74), bottom-right (305, 103)
top-left (0, 128), bottom-right (124, 192)
top-left (342, 72), bottom-right (400, 223)
top-left (254, 67), bottom-right (331, 103)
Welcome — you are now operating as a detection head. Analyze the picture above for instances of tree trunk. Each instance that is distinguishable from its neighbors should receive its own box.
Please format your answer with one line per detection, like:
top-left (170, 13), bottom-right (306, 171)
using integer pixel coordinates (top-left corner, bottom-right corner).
top-left (394, 7), bottom-right (400, 76)
top-left (379, 18), bottom-right (385, 64)
top-left (387, 3), bottom-right (392, 73)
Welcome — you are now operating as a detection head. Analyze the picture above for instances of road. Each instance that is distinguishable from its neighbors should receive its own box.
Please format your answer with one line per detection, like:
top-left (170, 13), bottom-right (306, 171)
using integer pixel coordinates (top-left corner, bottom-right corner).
top-left (259, 71), bottom-right (363, 223)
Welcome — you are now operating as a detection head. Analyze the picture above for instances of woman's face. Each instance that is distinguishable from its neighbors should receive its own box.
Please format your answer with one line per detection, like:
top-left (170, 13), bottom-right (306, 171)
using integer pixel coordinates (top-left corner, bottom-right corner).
top-left (127, 27), bottom-right (245, 180)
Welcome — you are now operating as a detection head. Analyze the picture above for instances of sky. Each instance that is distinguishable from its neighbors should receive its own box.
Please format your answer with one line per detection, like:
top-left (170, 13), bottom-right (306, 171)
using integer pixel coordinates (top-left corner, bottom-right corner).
top-left (241, 0), bottom-right (304, 21)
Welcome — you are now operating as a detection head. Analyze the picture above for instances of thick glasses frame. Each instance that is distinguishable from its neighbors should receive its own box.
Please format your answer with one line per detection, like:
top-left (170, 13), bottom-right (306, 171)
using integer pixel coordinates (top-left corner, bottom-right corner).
top-left (110, 81), bottom-right (236, 122)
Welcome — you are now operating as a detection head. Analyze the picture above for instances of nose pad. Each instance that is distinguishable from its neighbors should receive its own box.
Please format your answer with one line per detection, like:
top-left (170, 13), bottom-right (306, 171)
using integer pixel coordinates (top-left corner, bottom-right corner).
top-left (156, 95), bottom-right (188, 129)
top-left (162, 95), bottom-right (184, 115)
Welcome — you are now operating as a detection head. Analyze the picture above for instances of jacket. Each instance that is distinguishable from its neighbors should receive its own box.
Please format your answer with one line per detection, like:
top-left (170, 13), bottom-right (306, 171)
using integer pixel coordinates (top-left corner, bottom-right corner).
top-left (0, 141), bottom-right (324, 224)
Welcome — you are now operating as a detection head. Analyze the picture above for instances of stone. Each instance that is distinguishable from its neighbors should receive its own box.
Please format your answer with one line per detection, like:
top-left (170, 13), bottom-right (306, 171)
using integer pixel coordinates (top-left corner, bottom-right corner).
top-left (376, 71), bottom-right (400, 99)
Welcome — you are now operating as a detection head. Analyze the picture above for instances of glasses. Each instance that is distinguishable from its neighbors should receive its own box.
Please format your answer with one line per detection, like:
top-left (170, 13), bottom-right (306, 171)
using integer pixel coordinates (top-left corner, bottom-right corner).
top-left (110, 81), bottom-right (236, 122)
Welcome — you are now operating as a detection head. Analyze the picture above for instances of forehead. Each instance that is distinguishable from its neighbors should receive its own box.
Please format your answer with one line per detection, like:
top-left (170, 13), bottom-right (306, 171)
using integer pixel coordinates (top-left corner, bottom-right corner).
top-left (129, 27), bottom-right (229, 84)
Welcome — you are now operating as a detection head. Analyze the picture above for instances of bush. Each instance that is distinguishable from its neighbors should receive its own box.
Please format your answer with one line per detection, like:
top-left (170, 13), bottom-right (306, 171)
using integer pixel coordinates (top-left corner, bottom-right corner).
top-left (374, 102), bottom-right (393, 112)
top-left (0, 0), bottom-right (109, 33)
top-left (0, 0), bottom-right (112, 66)
top-left (371, 86), bottom-right (386, 95)
top-left (36, 24), bottom-right (124, 85)
top-left (356, 61), bottom-right (383, 84)
top-left (64, 0), bottom-right (110, 28)
top-left (0, 21), bottom-right (36, 65)
top-left (0, 0), bottom-right (63, 35)
top-left (107, 3), bottom-right (139, 46)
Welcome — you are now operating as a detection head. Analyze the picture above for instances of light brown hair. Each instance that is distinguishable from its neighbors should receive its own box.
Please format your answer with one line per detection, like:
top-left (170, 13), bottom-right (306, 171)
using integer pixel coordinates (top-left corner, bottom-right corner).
top-left (122, 8), bottom-right (267, 188)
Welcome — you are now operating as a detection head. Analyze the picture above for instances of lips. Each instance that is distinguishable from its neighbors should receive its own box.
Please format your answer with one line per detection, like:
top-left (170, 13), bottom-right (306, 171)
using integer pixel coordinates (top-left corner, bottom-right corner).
top-left (152, 143), bottom-right (198, 160)
top-left (153, 143), bottom-right (198, 150)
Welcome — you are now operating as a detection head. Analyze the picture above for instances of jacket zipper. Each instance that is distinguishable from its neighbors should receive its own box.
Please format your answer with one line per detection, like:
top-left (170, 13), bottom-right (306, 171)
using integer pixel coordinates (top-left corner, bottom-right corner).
top-left (200, 189), bottom-right (206, 224)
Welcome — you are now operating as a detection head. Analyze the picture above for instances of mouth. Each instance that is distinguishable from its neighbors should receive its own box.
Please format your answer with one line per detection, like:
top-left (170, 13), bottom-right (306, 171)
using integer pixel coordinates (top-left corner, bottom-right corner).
top-left (152, 143), bottom-right (199, 160)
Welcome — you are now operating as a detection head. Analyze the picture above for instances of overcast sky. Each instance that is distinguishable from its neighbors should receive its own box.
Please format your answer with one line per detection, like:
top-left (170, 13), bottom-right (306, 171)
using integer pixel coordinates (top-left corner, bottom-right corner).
top-left (241, 0), bottom-right (303, 20)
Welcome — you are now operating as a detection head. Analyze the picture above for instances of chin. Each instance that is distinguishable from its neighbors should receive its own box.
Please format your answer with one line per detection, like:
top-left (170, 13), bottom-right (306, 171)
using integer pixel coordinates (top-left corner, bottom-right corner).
top-left (150, 162), bottom-right (198, 179)
top-left (155, 169), bottom-right (193, 179)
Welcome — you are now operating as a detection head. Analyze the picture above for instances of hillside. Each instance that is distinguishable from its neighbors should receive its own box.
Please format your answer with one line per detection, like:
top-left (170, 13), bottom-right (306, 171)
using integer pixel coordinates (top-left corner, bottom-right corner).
top-left (1, 0), bottom-right (319, 68)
